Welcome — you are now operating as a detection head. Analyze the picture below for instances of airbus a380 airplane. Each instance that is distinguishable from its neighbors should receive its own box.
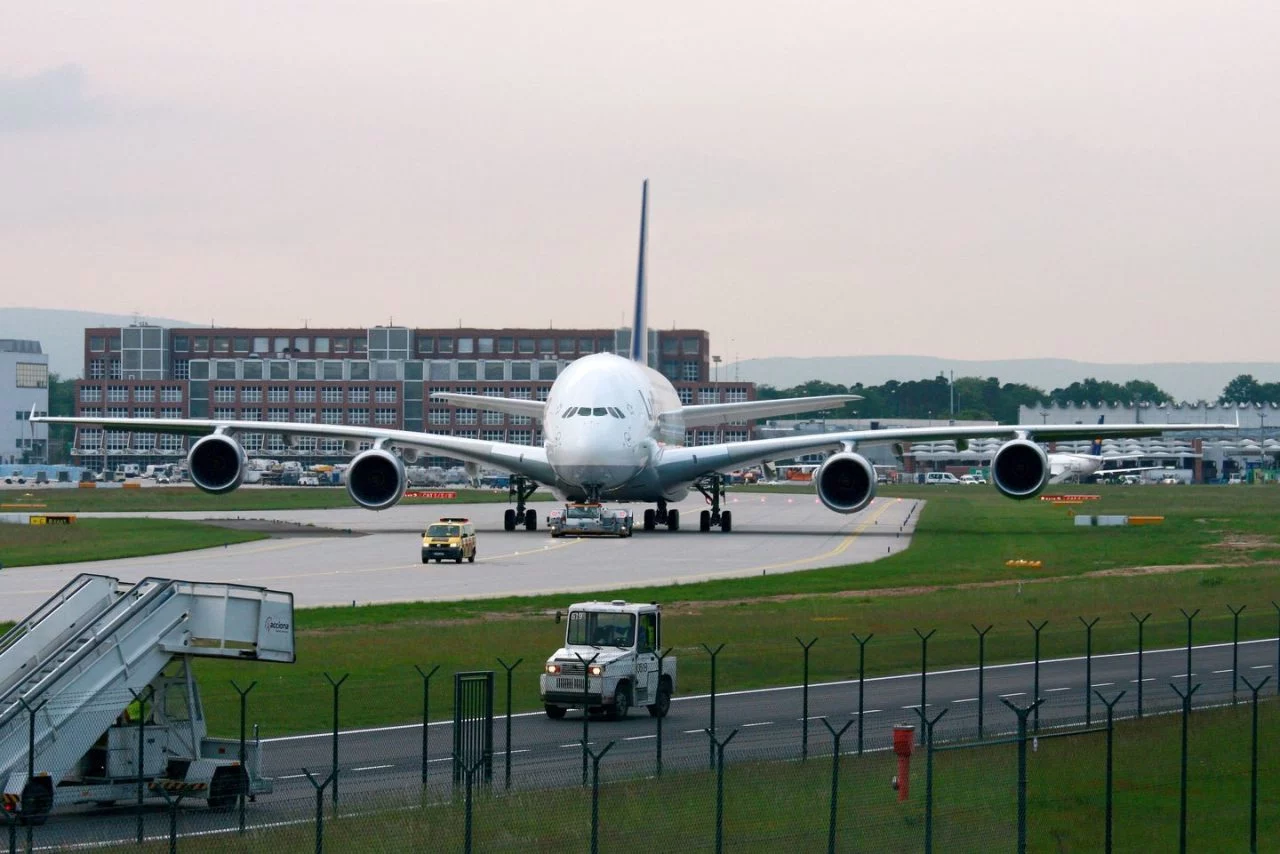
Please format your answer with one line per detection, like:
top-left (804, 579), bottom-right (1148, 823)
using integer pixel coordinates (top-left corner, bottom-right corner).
top-left (35, 183), bottom-right (1236, 533)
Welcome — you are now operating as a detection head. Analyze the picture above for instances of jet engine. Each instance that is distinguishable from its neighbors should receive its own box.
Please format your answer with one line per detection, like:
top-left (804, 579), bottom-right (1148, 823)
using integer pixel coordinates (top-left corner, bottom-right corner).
top-left (187, 434), bottom-right (247, 495)
top-left (346, 448), bottom-right (407, 510)
top-left (814, 452), bottom-right (877, 514)
top-left (991, 439), bottom-right (1050, 499)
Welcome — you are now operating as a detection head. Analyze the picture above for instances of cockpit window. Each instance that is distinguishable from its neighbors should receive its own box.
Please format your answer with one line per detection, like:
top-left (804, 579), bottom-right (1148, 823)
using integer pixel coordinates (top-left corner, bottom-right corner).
top-left (592, 407), bottom-right (608, 416)
top-left (563, 407), bottom-right (577, 417)
top-left (579, 408), bottom-right (592, 416)
top-left (608, 408), bottom-right (624, 418)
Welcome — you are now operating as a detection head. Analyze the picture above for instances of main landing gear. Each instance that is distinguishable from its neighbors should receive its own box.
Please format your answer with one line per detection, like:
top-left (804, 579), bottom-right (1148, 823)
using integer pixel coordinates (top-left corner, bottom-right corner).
top-left (642, 499), bottom-right (680, 532)
top-left (695, 475), bottom-right (732, 533)
top-left (504, 475), bottom-right (539, 531)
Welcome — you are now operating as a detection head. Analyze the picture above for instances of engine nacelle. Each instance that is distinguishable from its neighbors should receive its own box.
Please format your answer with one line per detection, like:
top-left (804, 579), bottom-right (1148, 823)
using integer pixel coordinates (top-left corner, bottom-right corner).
top-left (814, 452), bottom-right (877, 514)
top-left (991, 439), bottom-right (1050, 499)
top-left (187, 434), bottom-right (247, 495)
top-left (346, 448), bottom-right (407, 510)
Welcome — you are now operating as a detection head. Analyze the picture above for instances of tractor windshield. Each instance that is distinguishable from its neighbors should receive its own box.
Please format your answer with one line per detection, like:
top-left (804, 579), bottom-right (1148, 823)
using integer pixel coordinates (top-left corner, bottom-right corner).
top-left (566, 611), bottom-right (635, 648)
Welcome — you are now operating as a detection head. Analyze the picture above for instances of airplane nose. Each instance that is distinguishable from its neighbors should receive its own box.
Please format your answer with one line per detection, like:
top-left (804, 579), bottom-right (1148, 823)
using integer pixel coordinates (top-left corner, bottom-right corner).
top-left (551, 424), bottom-right (642, 488)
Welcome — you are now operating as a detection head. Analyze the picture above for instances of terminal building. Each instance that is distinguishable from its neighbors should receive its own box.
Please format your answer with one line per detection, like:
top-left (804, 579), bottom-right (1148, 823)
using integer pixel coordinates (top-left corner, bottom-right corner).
top-left (1, 340), bottom-right (49, 465)
top-left (70, 324), bottom-right (756, 469)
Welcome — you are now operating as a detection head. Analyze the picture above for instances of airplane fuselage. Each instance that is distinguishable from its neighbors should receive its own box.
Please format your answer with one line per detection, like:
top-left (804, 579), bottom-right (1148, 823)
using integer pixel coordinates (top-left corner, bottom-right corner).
top-left (543, 353), bottom-right (688, 502)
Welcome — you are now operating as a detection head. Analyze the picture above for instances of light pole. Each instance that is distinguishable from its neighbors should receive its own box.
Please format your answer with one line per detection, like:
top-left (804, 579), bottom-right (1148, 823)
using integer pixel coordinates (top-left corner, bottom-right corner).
top-left (1040, 409), bottom-right (1050, 425)
top-left (1260, 409), bottom-right (1268, 469)
top-left (712, 355), bottom-right (721, 384)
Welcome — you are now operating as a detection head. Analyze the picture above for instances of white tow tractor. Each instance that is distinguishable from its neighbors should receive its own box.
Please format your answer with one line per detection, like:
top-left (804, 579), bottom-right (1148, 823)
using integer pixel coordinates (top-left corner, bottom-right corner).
top-left (546, 503), bottom-right (634, 538)
top-left (540, 600), bottom-right (674, 719)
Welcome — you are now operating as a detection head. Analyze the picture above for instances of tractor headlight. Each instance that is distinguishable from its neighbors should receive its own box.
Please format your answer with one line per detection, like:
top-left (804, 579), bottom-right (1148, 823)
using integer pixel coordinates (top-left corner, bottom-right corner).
top-left (589, 665), bottom-right (604, 677)
top-left (545, 663), bottom-right (561, 675)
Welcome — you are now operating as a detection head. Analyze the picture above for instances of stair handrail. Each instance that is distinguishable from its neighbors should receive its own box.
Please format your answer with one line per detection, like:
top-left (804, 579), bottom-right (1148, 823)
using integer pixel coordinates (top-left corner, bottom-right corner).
top-left (0, 574), bottom-right (118, 659)
top-left (0, 578), bottom-right (178, 732)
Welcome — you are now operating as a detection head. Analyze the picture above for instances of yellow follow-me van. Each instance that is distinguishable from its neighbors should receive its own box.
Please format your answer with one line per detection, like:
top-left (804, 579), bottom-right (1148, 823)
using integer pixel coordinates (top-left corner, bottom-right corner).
top-left (421, 517), bottom-right (477, 564)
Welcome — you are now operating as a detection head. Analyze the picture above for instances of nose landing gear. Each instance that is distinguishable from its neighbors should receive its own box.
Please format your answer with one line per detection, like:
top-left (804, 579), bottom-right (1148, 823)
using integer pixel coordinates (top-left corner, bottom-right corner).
top-left (504, 476), bottom-right (540, 531)
top-left (695, 475), bottom-right (732, 532)
top-left (644, 500), bottom-right (680, 531)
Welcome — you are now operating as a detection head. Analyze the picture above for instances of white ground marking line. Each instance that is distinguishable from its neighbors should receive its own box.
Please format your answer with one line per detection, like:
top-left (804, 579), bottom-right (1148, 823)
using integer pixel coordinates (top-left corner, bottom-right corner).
top-left (560, 742), bottom-right (595, 749)
top-left (509, 749), bottom-right (531, 754)
top-left (800, 715), bottom-right (826, 721)
top-left (261, 636), bottom-right (1280, 745)
top-left (427, 757), bottom-right (452, 764)
top-left (278, 774), bottom-right (306, 780)
top-left (682, 729), bottom-right (704, 735)
top-left (1213, 669), bottom-right (1233, 674)
top-left (951, 698), bottom-right (978, 703)
top-left (625, 735), bottom-right (656, 741)
top-left (1044, 688), bottom-right (1070, 693)
top-left (353, 764), bottom-right (394, 772)
top-left (1130, 678), bottom-right (1155, 683)
top-left (999, 692), bottom-right (1026, 698)
top-left (742, 722), bottom-right (774, 728)
top-left (1171, 674), bottom-right (1196, 679)
top-left (848, 709), bottom-right (883, 715)
top-left (1252, 665), bottom-right (1273, 669)
top-left (900, 704), bottom-right (933, 709)
top-left (1091, 682), bottom-right (1115, 688)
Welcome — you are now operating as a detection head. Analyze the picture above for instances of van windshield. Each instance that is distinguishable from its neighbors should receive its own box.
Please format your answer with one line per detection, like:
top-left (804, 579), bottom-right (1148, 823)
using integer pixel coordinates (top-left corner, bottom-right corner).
top-left (427, 524), bottom-right (460, 537)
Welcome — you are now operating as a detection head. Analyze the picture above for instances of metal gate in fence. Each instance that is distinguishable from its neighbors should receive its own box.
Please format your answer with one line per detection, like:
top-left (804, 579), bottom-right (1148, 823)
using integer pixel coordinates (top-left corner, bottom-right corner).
top-left (453, 670), bottom-right (495, 785)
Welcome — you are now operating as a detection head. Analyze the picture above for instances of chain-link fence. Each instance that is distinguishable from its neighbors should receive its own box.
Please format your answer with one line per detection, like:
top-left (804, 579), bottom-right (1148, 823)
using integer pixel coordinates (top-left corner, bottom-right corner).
top-left (3, 611), bottom-right (1278, 853)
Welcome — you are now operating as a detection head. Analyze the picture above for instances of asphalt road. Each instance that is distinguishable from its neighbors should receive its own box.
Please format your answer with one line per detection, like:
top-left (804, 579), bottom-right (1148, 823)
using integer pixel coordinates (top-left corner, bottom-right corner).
top-left (0, 493), bottom-right (921, 620)
top-left (25, 637), bottom-right (1278, 850)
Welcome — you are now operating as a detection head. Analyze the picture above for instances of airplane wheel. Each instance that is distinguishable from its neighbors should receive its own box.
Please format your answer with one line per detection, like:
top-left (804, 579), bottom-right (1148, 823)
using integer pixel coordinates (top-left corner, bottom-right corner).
top-left (504, 509), bottom-right (517, 531)
top-left (721, 510), bottom-right (732, 532)
top-left (525, 509), bottom-right (537, 531)
top-left (699, 510), bottom-right (711, 532)
top-left (643, 509), bottom-right (656, 531)
top-left (668, 509), bottom-right (679, 531)
top-left (468, 551), bottom-right (476, 563)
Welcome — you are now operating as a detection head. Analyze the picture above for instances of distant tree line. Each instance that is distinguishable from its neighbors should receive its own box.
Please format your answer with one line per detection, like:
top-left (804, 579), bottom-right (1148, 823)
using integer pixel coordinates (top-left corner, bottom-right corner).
top-left (757, 373), bottom-right (1280, 424)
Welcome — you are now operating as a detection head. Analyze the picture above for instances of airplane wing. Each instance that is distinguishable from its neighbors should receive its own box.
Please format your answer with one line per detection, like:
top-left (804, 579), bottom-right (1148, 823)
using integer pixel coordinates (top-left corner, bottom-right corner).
top-left (676, 394), bottom-right (860, 428)
top-left (33, 416), bottom-right (556, 482)
top-left (653, 422), bottom-right (1236, 483)
top-left (1093, 465), bottom-right (1175, 478)
top-left (429, 393), bottom-right (546, 421)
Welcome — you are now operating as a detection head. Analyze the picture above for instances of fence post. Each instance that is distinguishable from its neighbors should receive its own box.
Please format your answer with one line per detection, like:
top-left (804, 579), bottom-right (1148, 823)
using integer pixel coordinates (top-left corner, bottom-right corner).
top-left (301, 769), bottom-right (336, 854)
top-left (584, 741), bottom-right (615, 854)
top-left (1094, 690), bottom-right (1126, 854)
top-left (1228, 606), bottom-right (1246, 705)
top-left (230, 680), bottom-right (257, 834)
top-left (3, 798), bottom-right (15, 854)
top-left (1027, 621), bottom-right (1047, 733)
top-left (1170, 681), bottom-right (1201, 854)
top-left (323, 673), bottom-right (348, 812)
top-left (912, 707), bottom-right (948, 854)
top-left (1000, 697), bottom-right (1045, 854)
top-left (796, 637), bottom-right (818, 760)
top-left (574, 652), bottom-right (600, 787)
top-left (1273, 601), bottom-right (1279, 696)
top-left (821, 718), bottom-right (854, 854)
top-left (128, 685), bottom-right (154, 845)
top-left (149, 786), bottom-right (186, 854)
top-left (1242, 676), bottom-right (1270, 854)
top-left (16, 697), bottom-right (47, 854)
top-left (972, 624), bottom-right (992, 739)
top-left (702, 643), bottom-right (726, 769)
top-left (496, 657), bottom-right (522, 789)
top-left (412, 665), bottom-right (439, 790)
top-left (654, 647), bottom-right (673, 776)
top-left (452, 755), bottom-right (485, 854)
top-left (1178, 609), bottom-right (1199, 694)
top-left (1079, 617), bottom-right (1099, 726)
top-left (705, 729), bottom-right (739, 854)
top-left (1130, 612), bottom-right (1150, 718)
top-left (913, 628), bottom-right (936, 744)
top-left (851, 633), bottom-right (873, 755)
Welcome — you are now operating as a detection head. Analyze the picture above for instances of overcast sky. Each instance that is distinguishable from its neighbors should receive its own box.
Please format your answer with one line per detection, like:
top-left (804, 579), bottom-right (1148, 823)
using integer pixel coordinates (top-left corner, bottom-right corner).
top-left (4, 2), bottom-right (1278, 363)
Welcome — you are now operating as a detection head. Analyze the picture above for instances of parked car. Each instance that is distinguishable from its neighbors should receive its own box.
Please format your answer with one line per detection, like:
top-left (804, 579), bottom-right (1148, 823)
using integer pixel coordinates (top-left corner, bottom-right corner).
top-left (924, 472), bottom-right (961, 485)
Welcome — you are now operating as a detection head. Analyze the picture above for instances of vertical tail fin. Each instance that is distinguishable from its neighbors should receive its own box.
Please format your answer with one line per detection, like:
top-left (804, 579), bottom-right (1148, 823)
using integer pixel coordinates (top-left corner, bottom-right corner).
top-left (630, 180), bottom-right (649, 364)
top-left (1090, 415), bottom-right (1105, 455)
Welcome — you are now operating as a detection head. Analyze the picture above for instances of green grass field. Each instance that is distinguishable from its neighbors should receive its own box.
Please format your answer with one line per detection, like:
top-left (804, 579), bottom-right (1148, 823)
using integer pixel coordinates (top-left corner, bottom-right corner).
top-left (108, 700), bottom-right (1279, 853)
top-left (0, 486), bottom-right (550, 513)
top-left (4, 484), bottom-right (1278, 736)
top-left (0, 518), bottom-right (267, 568)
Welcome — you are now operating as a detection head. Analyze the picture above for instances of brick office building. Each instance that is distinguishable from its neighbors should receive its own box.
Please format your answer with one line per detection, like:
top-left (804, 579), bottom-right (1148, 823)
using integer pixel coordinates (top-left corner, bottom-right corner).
top-left (71, 325), bottom-right (755, 469)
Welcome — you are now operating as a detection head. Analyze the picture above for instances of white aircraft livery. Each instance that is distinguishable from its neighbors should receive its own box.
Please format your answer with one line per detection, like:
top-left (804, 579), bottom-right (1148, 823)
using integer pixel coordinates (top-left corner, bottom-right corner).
top-left (36, 182), bottom-right (1236, 533)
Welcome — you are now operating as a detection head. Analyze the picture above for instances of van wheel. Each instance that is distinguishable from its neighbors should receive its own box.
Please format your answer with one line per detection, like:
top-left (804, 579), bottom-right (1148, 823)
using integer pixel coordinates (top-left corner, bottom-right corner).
top-left (455, 555), bottom-right (462, 564)
top-left (468, 551), bottom-right (475, 563)
top-left (544, 704), bottom-right (567, 720)
top-left (647, 685), bottom-right (672, 718)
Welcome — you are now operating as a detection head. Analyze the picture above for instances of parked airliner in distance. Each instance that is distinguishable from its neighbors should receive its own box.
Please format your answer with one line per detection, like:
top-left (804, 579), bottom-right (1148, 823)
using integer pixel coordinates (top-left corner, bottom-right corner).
top-left (35, 182), bottom-right (1238, 533)
top-left (1048, 418), bottom-right (1173, 483)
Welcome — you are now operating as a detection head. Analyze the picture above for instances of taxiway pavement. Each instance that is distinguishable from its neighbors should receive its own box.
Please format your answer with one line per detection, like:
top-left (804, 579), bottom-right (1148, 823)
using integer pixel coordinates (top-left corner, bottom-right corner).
top-left (0, 493), bottom-right (921, 621)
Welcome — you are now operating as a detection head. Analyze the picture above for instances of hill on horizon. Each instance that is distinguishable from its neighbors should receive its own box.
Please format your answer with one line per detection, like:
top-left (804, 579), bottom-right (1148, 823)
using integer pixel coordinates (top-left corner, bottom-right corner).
top-left (725, 355), bottom-right (1280, 403)
top-left (0, 308), bottom-right (197, 378)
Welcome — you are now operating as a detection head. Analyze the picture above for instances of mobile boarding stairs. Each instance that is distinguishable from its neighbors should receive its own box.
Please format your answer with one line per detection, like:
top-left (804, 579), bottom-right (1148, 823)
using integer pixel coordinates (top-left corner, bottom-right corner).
top-left (0, 574), bottom-right (294, 824)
